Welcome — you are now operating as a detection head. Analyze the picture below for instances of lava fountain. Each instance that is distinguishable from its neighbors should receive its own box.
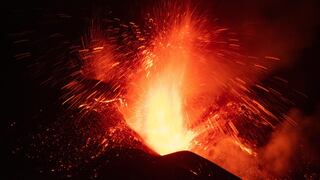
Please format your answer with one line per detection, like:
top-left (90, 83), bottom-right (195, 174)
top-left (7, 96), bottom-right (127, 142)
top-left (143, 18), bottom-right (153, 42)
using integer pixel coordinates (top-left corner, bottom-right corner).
top-left (134, 62), bottom-right (192, 155)
top-left (123, 14), bottom-right (196, 155)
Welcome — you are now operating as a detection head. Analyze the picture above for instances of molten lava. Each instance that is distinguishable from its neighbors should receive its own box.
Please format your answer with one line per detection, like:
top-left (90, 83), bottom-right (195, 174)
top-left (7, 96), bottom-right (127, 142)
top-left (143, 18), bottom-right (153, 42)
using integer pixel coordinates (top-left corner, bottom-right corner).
top-left (139, 67), bottom-right (192, 155)
top-left (124, 17), bottom-right (196, 155)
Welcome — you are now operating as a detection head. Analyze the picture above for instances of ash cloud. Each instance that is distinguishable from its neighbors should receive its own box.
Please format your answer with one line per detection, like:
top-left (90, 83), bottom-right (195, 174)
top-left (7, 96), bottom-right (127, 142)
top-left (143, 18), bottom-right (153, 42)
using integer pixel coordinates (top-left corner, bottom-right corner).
top-left (206, 106), bottom-right (320, 179)
top-left (260, 107), bottom-right (320, 178)
top-left (212, 0), bottom-right (319, 64)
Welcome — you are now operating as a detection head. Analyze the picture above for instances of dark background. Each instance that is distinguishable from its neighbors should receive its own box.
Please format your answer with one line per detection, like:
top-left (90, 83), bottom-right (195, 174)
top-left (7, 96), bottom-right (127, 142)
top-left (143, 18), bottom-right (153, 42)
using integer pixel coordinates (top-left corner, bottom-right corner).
top-left (3, 0), bottom-right (320, 179)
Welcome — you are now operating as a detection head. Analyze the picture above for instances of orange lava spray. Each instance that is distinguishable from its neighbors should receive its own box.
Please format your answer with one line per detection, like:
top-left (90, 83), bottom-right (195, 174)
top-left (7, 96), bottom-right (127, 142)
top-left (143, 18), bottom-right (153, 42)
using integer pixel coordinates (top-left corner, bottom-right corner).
top-left (123, 12), bottom-right (197, 155)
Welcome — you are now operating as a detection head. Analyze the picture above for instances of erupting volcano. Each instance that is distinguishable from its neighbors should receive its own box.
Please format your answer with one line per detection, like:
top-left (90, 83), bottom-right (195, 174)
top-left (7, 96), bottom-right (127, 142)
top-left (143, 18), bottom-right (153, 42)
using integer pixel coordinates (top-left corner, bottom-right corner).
top-left (66, 3), bottom-right (293, 178)
top-left (7, 0), bottom-right (320, 179)
top-left (64, 3), bottom-right (297, 178)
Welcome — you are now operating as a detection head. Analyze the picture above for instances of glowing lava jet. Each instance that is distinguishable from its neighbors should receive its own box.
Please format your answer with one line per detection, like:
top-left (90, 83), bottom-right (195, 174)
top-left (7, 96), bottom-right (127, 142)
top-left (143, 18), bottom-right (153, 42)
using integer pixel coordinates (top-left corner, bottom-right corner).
top-left (124, 15), bottom-right (196, 155)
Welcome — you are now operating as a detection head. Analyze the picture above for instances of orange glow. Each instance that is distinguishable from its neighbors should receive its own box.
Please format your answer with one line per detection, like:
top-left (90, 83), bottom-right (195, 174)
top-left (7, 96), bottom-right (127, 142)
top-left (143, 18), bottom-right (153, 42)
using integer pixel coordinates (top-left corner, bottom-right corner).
top-left (140, 67), bottom-right (192, 155)
top-left (124, 15), bottom-right (196, 155)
